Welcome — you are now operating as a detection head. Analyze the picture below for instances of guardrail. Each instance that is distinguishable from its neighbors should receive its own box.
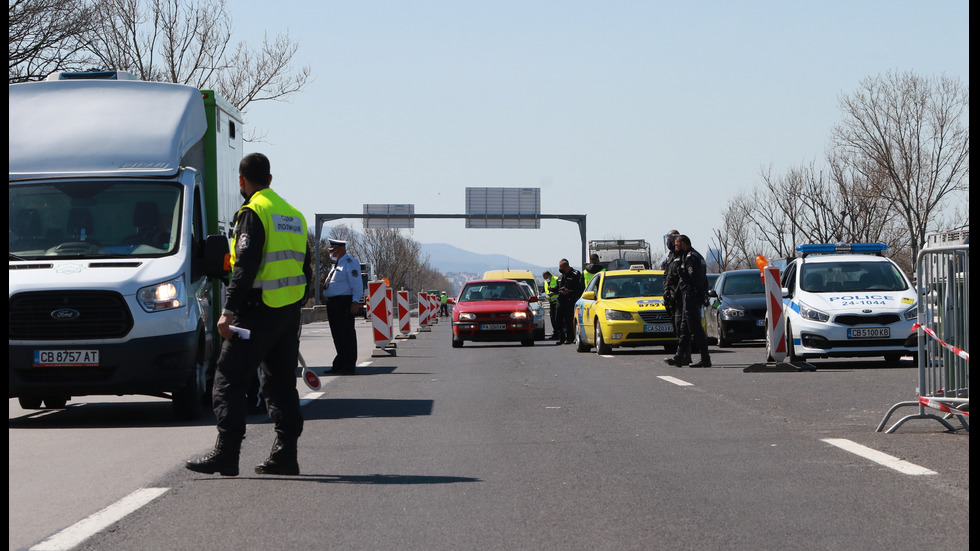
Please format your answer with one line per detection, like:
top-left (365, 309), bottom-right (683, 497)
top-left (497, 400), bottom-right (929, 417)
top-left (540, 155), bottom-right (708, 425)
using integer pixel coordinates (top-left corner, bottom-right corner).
top-left (877, 244), bottom-right (969, 433)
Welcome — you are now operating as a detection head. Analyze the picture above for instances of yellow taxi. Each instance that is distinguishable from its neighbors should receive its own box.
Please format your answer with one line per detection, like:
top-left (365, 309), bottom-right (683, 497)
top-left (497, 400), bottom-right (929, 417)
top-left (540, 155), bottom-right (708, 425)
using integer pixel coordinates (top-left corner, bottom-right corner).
top-left (573, 267), bottom-right (677, 355)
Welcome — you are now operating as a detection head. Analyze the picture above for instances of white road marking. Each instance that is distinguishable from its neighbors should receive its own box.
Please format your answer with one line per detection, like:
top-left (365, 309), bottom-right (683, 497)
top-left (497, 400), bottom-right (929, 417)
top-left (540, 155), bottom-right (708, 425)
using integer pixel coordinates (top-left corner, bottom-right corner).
top-left (30, 487), bottom-right (169, 551)
top-left (300, 391), bottom-right (325, 406)
top-left (821, 438), bottom-right (937, 476)
top-left (658, 375), bottom-right (694, 387)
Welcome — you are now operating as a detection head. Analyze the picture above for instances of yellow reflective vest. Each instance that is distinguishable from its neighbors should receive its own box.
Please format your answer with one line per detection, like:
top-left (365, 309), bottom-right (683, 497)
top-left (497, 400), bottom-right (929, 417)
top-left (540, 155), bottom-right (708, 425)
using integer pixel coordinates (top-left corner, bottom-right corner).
top-left (230, 188), bottom-right (308, 308)
top-left (543, 275), bottom-right (559, 303)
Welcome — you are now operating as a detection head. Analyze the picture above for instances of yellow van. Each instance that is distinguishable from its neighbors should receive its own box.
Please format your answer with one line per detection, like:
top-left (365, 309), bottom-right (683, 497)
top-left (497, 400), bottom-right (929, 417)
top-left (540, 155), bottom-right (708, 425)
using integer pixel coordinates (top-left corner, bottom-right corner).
top-left (483, 270), bottom-right (539, 296)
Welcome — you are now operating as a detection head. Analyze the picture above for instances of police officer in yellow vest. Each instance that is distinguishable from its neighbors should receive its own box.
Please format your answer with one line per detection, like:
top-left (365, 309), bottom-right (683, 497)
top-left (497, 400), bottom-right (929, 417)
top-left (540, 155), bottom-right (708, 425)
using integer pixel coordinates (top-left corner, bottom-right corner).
top-left (187, 153), bottom-right (312, 477)
top-left (542, 270), bottom-right (560, 340)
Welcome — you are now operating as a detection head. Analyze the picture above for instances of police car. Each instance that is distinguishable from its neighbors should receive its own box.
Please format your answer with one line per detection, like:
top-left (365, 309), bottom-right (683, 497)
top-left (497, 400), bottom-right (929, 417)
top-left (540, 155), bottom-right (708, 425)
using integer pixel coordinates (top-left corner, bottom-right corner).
top-left (771, 243), bottom-right (918, 362)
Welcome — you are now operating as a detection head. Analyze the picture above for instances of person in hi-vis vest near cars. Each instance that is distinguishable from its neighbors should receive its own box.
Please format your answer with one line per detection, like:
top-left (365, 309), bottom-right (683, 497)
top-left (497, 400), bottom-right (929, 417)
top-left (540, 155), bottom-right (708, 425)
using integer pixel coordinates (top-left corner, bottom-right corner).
top-left (542, 270), bottom-right (560, 340)
top-left (187, 152), bottom-right (312, 477)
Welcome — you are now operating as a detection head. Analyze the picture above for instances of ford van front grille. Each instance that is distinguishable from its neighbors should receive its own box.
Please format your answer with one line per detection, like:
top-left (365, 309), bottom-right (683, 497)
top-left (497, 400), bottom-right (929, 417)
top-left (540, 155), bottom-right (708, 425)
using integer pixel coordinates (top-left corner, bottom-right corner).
top-left (8, 291), bottom-right (134, 340)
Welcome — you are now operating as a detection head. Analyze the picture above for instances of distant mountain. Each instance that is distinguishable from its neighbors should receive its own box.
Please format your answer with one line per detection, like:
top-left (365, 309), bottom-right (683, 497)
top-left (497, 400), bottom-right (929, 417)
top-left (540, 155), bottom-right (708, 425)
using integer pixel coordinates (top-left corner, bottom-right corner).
top-left (420, 243), bottom-right (551, 276)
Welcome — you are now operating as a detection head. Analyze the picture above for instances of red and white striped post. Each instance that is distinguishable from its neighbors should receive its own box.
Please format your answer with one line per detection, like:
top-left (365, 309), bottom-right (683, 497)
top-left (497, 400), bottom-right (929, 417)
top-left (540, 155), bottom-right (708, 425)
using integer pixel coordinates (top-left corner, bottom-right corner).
top-left (369, 280), bottom-right (391, 348)
top-left (397, 290), bottom-right (411, 335)
top-left (418, 291), bottom-right (430, 330)
top-left (764, 266), bottom-right (786, 362)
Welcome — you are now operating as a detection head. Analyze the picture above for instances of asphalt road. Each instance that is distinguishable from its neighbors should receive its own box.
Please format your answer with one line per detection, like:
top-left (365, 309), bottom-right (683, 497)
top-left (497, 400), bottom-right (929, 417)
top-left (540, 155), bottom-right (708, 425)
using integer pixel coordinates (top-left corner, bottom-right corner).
top-left (9, 316), bottom-right (969, 551)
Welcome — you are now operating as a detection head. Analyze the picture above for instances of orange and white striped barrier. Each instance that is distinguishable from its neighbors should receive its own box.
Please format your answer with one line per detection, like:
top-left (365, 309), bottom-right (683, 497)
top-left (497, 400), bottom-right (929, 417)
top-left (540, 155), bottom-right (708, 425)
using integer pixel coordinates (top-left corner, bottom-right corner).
top-left (763, 266), bottom-right (786, 362)
top-left (397, 290), bottom-right (411, 335)
top-left (369, 280), bottom-right (391, 348)
top-left (418, 291), bottom-right (430, 330)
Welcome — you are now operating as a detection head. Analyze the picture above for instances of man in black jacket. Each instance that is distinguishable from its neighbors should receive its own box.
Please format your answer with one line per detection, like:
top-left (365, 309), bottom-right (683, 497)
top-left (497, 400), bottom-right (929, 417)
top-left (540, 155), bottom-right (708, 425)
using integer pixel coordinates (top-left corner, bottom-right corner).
top-left (555, 258), bottom-right (584, 345)
top-left (665, 235), bottom-right (711, 367)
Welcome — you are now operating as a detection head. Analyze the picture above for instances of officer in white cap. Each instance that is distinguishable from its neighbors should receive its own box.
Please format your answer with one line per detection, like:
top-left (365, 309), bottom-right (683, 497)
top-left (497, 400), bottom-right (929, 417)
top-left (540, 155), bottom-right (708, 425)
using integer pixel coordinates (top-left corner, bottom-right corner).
top-left (322, 239), bottom-right (363, 374)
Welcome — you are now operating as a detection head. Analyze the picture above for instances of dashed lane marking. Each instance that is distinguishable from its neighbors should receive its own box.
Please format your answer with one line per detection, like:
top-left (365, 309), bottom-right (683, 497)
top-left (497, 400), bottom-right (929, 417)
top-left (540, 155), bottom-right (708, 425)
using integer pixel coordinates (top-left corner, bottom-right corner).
top-left (657, 375), bottom-right (694, 387)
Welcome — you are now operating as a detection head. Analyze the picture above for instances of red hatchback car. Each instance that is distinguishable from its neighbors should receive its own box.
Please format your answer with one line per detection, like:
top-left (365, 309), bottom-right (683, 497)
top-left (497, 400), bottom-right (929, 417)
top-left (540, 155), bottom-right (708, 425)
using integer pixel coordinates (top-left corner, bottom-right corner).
top-left (451, 279), bottom-right (537, 347)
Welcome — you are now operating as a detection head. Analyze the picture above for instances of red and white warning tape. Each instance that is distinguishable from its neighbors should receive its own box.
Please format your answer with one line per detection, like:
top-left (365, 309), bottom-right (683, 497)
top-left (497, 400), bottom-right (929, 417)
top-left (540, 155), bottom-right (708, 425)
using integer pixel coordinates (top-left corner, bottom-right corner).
top-left (919, 396), bottom-right (969, 417)
top-left (911, 323), bottom-right (970, 361)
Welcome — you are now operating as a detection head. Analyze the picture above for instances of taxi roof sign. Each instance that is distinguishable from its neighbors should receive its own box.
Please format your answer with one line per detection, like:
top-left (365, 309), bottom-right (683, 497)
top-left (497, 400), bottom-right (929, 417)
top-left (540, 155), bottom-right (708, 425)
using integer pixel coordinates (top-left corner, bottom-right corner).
top-left (796, 243), bottom-right (888, 256)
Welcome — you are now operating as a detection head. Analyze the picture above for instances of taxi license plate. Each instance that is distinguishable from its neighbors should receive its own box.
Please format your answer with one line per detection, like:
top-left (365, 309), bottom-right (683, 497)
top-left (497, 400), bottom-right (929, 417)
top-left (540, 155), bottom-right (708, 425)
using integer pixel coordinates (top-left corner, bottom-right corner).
top-left (644, 323), bottom-right (673, 333)
top-left (847, 328), bottom-right (890, 339)
top-left (34, 349), bottom-right (100, 367)
top-left (481, 323), bottom-right (506, 330)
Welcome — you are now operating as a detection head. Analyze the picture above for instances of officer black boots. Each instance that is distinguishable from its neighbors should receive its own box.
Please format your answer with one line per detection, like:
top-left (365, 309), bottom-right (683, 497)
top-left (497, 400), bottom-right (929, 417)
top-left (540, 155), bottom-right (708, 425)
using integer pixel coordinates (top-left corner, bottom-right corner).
top-left (255, 436), bottom-right (300, 475)
top-left (185, 434), bottom-right (242, 476)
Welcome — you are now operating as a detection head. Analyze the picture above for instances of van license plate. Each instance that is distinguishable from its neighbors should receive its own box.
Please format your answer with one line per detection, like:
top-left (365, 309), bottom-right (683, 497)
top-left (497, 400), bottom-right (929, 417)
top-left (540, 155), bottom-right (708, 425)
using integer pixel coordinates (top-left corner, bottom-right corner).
top-left (481, 324), bottom-right (506, 330)
top-left (34, 350), bottom-right (100, 367)
top-left (847, 328), bottom-right (889, 339)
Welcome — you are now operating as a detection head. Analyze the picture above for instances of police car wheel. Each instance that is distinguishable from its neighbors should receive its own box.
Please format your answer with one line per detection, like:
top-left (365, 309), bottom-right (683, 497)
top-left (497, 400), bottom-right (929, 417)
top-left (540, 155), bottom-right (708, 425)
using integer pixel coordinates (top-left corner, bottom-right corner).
top-left (785, 322), bottom-right (802, 362)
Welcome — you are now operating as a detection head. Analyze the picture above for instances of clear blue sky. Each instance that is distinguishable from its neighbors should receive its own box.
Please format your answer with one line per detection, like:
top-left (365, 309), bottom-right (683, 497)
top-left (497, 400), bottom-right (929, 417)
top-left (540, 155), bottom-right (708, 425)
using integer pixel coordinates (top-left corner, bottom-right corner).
top-left (232, 0), bottom-right (969, 270)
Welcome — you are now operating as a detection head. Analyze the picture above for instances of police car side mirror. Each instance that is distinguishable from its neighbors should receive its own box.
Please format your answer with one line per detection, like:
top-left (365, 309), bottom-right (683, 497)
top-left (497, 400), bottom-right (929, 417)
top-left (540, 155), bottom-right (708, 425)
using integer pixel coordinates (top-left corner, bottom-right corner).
top-left (781, 287), bottom-right (790, 298)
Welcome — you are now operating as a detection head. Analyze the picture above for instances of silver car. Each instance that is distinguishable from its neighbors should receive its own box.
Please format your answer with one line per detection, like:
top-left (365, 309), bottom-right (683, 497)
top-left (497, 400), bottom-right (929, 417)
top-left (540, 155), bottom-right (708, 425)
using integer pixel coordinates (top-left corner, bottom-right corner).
top-left (518, 281), bottom-right (547, 341)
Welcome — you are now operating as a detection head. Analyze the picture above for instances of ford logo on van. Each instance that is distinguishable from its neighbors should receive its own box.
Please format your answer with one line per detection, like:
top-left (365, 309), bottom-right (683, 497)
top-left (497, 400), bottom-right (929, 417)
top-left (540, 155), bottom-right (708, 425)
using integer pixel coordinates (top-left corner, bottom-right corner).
top-left (51, 308), bottom-right (81, 321)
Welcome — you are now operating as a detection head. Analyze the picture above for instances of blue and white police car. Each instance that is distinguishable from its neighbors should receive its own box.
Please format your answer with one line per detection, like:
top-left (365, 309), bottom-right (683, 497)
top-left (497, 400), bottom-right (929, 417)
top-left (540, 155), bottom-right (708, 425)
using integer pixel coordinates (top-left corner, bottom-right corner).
top-left (772, 243), bottom-right (918, 363)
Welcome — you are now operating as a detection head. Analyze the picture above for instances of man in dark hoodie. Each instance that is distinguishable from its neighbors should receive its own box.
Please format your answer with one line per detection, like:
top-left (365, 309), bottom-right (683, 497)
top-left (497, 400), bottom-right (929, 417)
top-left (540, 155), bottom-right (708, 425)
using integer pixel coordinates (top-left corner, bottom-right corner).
top-left (584, 253), bottom-right (605, 287)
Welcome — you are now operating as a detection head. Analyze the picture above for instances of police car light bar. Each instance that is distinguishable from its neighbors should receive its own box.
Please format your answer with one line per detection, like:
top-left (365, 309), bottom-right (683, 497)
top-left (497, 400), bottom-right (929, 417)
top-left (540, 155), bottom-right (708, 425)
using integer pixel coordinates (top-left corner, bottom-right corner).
top-left (796, 243), bottom-right (888, 255)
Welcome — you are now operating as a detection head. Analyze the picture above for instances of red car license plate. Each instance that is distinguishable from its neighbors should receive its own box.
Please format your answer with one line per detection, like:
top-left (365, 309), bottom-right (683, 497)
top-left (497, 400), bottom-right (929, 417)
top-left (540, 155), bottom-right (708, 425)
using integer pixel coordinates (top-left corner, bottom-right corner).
top-left (481, 323), bottom-right (506, 330)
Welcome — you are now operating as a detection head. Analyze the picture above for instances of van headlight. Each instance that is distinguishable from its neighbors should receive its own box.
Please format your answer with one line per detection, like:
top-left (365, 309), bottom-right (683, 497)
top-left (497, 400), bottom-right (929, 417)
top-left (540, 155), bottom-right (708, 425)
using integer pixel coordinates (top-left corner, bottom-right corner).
top-left (138, 276), bottom-right (185, 312)
top-left (798, 300), bottom-right (829, 322)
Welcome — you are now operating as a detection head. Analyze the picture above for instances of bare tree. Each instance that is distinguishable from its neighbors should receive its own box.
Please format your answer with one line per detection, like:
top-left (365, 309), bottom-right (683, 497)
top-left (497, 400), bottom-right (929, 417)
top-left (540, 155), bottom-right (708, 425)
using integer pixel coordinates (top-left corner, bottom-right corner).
top-left (9, 0), bottom-right (100, 82)
top-left (84, 0), bottom-right (310, 111)
top-left (832, 71), bottom-right (969, 263)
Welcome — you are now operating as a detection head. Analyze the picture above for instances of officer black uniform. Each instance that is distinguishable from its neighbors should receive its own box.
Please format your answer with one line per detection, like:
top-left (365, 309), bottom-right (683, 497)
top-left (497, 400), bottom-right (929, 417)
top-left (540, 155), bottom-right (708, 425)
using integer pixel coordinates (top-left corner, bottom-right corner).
top-left (555, 258), bottom-right (584, 345)
top-left (665, 235), bottom-right (711, 367)
top-left (322, 239), bottom-right (363, 375)
top-left (186, 152), bottom-right (312, 477)
top-left (661, 231), bottom-right (682, 338)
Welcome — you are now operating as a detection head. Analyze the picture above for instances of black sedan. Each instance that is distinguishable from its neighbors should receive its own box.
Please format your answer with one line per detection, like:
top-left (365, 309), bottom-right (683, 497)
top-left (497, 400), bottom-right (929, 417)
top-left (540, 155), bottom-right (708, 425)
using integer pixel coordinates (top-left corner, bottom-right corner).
top-left (704, 269), bottom-right (768, 347)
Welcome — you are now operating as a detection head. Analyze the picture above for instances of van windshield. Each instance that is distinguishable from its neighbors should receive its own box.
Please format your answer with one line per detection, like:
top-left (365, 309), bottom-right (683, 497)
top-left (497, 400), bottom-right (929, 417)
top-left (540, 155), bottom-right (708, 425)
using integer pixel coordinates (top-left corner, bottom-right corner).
top-left (9, 181), bottom-right (182, 260)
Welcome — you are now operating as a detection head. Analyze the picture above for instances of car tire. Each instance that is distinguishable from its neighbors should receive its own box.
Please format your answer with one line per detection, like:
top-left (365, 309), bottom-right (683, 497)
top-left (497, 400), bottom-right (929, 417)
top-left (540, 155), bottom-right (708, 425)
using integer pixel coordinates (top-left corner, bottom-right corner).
top-left (883, 353), bottom-right (902, 364)
top-left (18, 396), bottom-right (43, 409)
top-left (173, 337), bottom-right (208, 421)
top-left (595, 321), bottom-right (612, 355)
top-left (42, 396), bottom-right (68, 409)
top-left (452, 336), bottom-right (463, 348)
top-left (764, 318), bottom-right (775, 362)
top-left (785, 322), bottom-right (802, 362)
top-left (521, 337), bottom-right (534, 346)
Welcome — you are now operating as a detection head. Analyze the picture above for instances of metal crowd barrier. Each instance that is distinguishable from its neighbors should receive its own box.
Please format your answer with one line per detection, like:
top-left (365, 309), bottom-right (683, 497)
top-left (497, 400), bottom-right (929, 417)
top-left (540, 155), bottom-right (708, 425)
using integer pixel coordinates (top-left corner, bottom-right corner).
top-left (877, 244), bottom-right (969, 433)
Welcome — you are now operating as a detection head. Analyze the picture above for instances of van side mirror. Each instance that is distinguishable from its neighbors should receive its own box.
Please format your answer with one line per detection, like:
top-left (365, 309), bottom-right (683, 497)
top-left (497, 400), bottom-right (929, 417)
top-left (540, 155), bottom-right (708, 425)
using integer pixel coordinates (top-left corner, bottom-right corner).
top-left (204, 234), bottom-right (230, 279)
